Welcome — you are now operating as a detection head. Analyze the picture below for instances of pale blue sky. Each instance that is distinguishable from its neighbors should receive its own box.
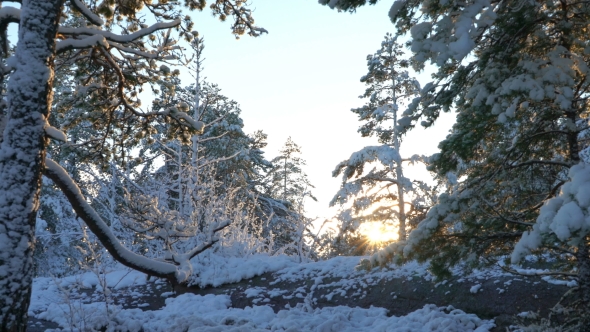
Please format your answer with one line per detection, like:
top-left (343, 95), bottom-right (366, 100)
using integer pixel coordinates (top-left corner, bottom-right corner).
top-left (185, 0), bottom-right (455, 221)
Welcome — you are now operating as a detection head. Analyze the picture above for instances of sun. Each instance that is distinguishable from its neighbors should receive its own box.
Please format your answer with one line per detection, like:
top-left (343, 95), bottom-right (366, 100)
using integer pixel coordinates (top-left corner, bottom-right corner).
top-left (359, 222), bottom-right (397, 244)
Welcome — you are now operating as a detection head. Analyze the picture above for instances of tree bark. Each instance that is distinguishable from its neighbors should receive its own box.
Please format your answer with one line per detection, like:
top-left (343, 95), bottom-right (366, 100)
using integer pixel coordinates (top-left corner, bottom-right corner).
top-left (576, 239), bottom-right (590, 330)
top-left (0, 1), bottom-right (64, 330)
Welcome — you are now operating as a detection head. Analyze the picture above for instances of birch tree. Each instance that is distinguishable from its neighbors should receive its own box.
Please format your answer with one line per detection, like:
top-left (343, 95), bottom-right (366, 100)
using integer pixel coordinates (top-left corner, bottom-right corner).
top-left (0, 0), bottom-right (266, 329)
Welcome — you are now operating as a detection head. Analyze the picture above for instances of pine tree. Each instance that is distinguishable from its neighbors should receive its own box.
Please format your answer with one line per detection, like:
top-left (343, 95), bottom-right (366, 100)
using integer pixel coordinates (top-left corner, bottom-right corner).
top-left (266, 137), bottom-right (316, 207)
top-left (326, 1), bottom-right (590, 327)
top-left (331, 33), bottom-right (431, 244)
top-left (263, 137), bottom-right (316, 249)
top-left (0, 0), bottom-right (267, 328)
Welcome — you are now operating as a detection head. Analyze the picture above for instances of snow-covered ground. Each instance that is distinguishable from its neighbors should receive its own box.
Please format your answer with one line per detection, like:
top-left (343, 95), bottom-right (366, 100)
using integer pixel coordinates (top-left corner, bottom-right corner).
top-left (30, 254), bottom-right (574, 331)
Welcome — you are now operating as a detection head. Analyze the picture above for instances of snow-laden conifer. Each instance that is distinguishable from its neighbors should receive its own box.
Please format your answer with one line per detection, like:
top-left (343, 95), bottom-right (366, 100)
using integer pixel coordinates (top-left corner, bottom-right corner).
top-left (325, 0), bottom-right (590, 326)
top-left (331, 33), bottom-right (433, 250)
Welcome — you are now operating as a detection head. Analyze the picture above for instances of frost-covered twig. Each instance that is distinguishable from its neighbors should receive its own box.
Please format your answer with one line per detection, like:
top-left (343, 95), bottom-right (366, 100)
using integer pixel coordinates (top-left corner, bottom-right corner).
top-left (45, 157), bottom-right (238, 285)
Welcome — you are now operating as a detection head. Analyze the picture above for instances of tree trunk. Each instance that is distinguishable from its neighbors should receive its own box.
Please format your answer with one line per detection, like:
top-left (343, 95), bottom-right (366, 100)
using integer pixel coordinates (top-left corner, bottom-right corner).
top-left (0, 1), bottom-right (63, 330)
top-left (576, 238), bottom-right (590, 330)
top-left (565, 107), bottom-right (589, 327)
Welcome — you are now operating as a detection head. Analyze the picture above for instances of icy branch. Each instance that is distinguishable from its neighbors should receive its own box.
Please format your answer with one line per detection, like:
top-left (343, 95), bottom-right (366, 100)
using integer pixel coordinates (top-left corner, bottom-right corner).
top-left (198, 131), bottom-right (228, 143)
top-left (333, 145), bottom-right (401, 180)
top-left (197, 150), bottom-right (240, 169)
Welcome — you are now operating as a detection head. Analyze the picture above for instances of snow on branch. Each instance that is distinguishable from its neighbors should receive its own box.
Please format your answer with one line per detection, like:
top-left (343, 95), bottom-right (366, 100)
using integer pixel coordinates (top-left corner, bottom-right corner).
top-left (512, 163), bottom-right (590, 263)
top-left (43, 158), bottom-right (225, 284)
top-left (333, 145), bottom-right (401, 181)
top-left (109, 41), bottom-right (160, 59)
top-left (56, 34), bottom-right (109, 53)
top-left (330, 181), bottom-right (362, 207)
top-left (43, 158), bottom-right (179, 281)
top-left (181, 220), bottom-right (231, 261)
top-left (169, 107), bottom-right (205, 134)
top-left (197, 150), bottom-right (240, 169)
top-left (44, 125), bottom-right (67, 142)
top-left (0, 6), bottom-right (19, 26)
top-left (58, 19), bottom-right (181, 44)
top-left (69, 0), bottom-right (104, 26)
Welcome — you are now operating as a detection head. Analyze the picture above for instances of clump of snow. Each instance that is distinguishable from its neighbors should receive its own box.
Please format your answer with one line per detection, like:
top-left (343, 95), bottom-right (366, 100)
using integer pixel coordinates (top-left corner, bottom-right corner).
top-left (389, 1), bottom-right (406, 20)
top-left (188, 253), bottom-right (297, 287)
top-left (44, 125), bottom-right (67, 142)
top-left (513, 163), bottom-right (590, 263)
top-left (470, 284), bottom-right (482, 294)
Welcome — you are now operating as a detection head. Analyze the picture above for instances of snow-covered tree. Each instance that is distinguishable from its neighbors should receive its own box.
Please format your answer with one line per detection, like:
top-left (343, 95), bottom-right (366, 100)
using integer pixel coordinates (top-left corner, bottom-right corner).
top-left (265, 137), bottom-right (316, 206)
top-left (324, 0), bottom-right (590, 326)
top-left (0, 0), bottom-right (266, 328)
top-left (331, 33), bottom-right (431, 244)
top-left (262, 137), bottom-right (316, 250)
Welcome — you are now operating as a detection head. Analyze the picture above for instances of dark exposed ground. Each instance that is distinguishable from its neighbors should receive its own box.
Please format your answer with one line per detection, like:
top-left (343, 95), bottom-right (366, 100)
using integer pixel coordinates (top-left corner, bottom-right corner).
top-left (177, 272), bottom-right (568, 331)
top-left (28, 267), bottom-right (570, 331)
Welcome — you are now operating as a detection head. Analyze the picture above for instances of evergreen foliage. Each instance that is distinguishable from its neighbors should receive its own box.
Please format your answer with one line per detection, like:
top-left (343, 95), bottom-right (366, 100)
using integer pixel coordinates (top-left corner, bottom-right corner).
top-left (0, 0), bottom-right (269, 328)
top-left (265, 137), bottom-right (316, 207)
top-left (331, 33), bottom-right (433, 247)
top-left (321, 0), bottom-right (590, 327)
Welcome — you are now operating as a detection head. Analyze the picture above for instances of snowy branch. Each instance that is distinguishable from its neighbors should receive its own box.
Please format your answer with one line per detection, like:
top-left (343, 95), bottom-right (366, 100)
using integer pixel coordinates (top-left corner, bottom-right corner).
top-left (56, 34), bottom-right (108, 53)
top-left (69, 0), bottom-right (104, 26)
top-left (110, 41), bottom-right (160, 59)
top-left (43, 158), bottom-right (179, 281)
top-left (199, 131), bottom-right (229, 143)
top-left (58, 19), bottom-right (181, 44)
top-left (44, 125), bottom-right (67, 142)
top-left (197, 150), bottom-right (241, 169)
top-left (499, 265), bottom-right (577, 278)
top-left (0, 6), bottom-right (19, 27)
top-left (181, 221), bottom-right (230, 261)
top-left (0, 5), bottom-right (19, 56)
top-left (44, 158), bottom-right (233, 285)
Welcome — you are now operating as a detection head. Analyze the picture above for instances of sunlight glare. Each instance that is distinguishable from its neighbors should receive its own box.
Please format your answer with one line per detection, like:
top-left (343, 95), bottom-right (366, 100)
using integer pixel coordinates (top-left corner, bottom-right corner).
top-left (360, 222), bottom-right (398, 244)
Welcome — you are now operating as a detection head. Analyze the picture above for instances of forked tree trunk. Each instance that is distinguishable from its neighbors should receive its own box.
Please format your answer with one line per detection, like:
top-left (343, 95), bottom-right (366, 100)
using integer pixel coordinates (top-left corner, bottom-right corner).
top-left (0, 1), bottom-right (64, 330)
